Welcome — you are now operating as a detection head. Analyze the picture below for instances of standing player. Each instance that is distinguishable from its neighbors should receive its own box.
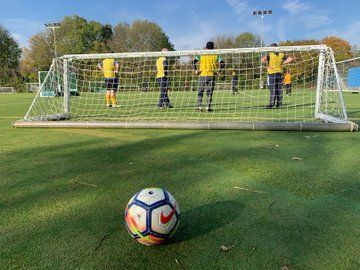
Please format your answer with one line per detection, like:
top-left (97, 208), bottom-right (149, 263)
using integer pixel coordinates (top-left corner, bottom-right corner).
top-left (193, 41), bottom-right (225, 111)
top-left (156, 48), bottom-right (173, 108)
top-left (98, 54), bottom-right (120, 108)
top-left (231, 69), bottom-right (239, 94)
top-left (283, 69), bottom-right (292, 95)
top-left (261, 43), bottom-right (292, 109)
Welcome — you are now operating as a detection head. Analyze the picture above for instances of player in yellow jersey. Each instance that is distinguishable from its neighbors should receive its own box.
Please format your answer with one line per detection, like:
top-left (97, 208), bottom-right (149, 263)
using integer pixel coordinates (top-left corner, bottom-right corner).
top-left (193, 41), bottom-right (225, 111)
top-left (261, 43), bottom-right (293, 109)
top-left (97, 54), bottom-right (120, 108)
top-left (156, 48), bottom-right (173, 108)
top-left (283, 69), bottom-right (292, 95)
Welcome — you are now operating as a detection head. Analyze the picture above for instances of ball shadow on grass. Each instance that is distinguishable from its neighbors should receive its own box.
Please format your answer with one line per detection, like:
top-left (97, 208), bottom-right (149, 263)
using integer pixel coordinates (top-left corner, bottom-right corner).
top-left (171, 200), bottom-right (245, 243)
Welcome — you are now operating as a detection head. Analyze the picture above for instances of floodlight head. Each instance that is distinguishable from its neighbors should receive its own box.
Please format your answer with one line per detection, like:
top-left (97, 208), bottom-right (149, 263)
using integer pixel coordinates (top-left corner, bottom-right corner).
top-left (45, 22), bottom-right (61, 28)
top-left (252, 10), bottom-right (272, 16)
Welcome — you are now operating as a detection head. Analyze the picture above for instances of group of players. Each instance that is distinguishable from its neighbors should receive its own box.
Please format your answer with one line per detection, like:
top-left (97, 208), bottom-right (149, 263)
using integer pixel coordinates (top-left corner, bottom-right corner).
top-left (98, 42), bottom-right (293, 110)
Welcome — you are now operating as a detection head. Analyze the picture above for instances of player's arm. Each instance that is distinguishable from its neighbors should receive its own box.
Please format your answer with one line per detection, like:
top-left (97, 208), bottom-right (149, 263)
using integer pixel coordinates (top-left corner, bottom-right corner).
top-left (192, 56), bottom-right (200, 75)
top-left (283, 55), bottom-right (293, 65)
top-left (261, 54), bottom-right (269, 64)
top-left (217, 55), bottom-right (225, 80)
top-left (114, 61), bottom-right (120, 74)
top-left (97, 61), bottom-right (103, 70)
top-left (218, 55), bottom-right (225, 70)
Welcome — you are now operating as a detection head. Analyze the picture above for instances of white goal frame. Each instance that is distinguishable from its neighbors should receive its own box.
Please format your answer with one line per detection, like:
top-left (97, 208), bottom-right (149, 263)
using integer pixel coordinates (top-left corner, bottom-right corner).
top-left (13, 45), bottom-right (358, 131)
top-left (26, 83), bottom-right (39, 93)
top-left (0, 87), bottom-right (15, 94)
top-left (336, 57), bottom-right (360, 93)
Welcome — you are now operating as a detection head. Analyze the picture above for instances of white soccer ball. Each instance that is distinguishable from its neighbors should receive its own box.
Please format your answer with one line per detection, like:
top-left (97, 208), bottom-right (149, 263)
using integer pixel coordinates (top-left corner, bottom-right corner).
top-left (124, 188), bottom-right (180, 245)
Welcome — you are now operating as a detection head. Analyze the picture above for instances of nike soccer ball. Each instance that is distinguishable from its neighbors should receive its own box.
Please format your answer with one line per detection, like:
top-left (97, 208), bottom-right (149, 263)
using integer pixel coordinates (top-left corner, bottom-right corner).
top-left (124, 188), bottom-right (180, 246)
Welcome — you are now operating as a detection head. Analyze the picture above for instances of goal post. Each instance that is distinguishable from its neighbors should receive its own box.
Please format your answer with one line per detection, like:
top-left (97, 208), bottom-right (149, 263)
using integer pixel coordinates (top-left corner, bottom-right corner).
top-left (336, 56), bottom-right (360, 93)
top-left (0, 87), bottom-right (15, 94)
top-left (13, 45), bottom-right (358, 131)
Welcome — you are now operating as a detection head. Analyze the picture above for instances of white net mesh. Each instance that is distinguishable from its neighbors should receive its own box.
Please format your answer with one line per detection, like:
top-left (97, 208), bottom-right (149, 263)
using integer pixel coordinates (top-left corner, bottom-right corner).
top-left (336, 57), bottom-right (360, 92)
top-left (0, 87), bottom-right (15, 94)
top-left (22, 45), bottom-right (348, 126)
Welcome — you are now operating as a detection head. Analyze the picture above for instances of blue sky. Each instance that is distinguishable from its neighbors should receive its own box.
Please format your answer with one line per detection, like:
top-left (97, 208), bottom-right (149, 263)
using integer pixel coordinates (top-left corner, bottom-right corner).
top-left (0, 0), bottom-right (359, 50)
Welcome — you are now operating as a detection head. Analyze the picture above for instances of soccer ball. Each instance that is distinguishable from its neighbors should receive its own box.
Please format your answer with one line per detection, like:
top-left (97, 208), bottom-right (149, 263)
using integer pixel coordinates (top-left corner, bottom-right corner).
top-left (124, 188), bottom-right (180, 246)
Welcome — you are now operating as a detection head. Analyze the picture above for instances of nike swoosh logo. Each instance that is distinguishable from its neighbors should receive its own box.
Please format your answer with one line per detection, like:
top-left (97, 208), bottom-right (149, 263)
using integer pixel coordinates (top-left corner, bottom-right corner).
top-left (160, 203), bottom-right (176, 224)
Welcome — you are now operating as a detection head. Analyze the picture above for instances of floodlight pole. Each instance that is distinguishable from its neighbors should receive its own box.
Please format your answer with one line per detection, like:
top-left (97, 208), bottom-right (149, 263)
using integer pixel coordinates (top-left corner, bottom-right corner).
top-left (45, 22), bottom-right (61, 58)
top-left (45, 22), bottom-right (61, 97)
top-left (252, 10), bottom-right (272, 89)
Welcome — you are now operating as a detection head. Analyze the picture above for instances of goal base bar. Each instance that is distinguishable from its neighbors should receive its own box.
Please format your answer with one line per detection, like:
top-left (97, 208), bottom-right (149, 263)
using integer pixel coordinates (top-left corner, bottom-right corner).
top-left (12, 121), bottom-right (358, 132)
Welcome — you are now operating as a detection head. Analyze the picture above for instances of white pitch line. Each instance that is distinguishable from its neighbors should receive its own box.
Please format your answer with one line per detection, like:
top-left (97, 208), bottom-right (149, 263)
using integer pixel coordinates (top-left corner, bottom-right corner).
top-left (239, 92), bottom-right (257, 98)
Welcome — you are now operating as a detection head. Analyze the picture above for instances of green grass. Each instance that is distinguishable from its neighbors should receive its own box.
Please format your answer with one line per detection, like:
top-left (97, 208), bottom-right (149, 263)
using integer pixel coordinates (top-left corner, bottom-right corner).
top-left (0, 93), bottom-right (359, 269)
top-left (28, 88), bottom-right (320, 122)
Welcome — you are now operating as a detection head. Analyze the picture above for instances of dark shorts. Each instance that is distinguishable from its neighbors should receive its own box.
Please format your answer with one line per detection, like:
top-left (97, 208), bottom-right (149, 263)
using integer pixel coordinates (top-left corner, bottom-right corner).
top-left (105, 78), bottom-right (119, 91)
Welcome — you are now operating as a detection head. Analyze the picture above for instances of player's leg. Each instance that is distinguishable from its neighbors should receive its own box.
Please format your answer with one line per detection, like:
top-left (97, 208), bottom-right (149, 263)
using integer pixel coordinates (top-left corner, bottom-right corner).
top-left (197, 77), bottom-right (206, 110)
top-left (288, 84), bottom-right (292, 95)
top-left (164, 78), bottom-right (173, 108)
top-left (105, 78), bottom-right (111, 107)
top-left (157, 78), bottom-right (165, 108)
top-left (106, 90), bottom-right (111, 107)
top-left (232, 78), bottom-right (238, 94)
top-left (111, 78), bottom-right (119, 107)
top-left (276, 74), bottom-right (283, 108)
top-left (206, 76), bottom-right (215, 111)
top-left (266, 74), bottom-right (275, 108)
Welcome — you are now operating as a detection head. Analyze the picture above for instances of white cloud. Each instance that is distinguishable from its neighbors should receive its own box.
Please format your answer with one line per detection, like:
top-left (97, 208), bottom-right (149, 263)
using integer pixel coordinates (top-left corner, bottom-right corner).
top-left (171, 22), bottom-right (220, 50)
top-left (282, 0), bottom-right (312, 14)
top-left (302, 13), bottom-right (332, 30)
top-left (225, 0), bottom-right (253, 19)
top-left (281, 1), bottom-right (332, 30)
top-left (0, 18), bottom-right (43, 48)
top-left (343, 21), bottom-right (360, 45)
top-left (0, 17), bottom-right (43, 31)
top-left (11, 32), bottom-right (22, 41)
top-left (276, 17), bottom-right (286, 41)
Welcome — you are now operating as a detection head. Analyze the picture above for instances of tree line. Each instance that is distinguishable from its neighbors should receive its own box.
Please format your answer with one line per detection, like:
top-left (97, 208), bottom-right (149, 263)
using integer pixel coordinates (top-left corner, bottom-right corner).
top-left (0, 14), bottom-right (358, 91)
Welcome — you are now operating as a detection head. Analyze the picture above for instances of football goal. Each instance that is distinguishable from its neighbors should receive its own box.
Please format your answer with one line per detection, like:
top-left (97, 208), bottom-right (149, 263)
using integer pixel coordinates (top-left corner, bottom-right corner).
top-left (13, 45), bottom-right (357, 131)
top-left (0, 87), bottom-right (15, 94)
top-left (336, 57), bottom-right (360, 93)
top-left (27, 83), bottom-right (39, 93)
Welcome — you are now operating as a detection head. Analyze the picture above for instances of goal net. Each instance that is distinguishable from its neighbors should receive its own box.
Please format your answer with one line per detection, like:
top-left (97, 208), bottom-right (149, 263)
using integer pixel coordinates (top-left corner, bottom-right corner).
top-left (27, 83), bottom-right (39, 93)
top-left (0, 87), bottom-right (15, 94)
top-left (336, 57), bottom-right (360, 93)
top-left (13, 45), bottom-right (357, 131)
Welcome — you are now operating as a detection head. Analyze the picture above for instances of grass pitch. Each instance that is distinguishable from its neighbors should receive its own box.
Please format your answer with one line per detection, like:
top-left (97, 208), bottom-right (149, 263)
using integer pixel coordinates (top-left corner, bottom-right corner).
top-left (0, 93), bottom-right (359, 269)
top-left (27, 88), bottom-right (319, 122)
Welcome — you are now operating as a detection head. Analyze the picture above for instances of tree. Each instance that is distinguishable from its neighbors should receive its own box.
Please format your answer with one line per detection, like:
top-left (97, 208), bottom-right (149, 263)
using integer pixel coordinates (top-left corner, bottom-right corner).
top-left (110, 23), bottom-right (131, 52)
top-left (111, 20), bottom-right (174, 52)
top-left (351, 45), bottom-right (360, 57)
top-left (279, 39), bottom-right (320, 46)
top-left (0, 25), bottom-right (22, 87)
top-left (21, 15), bottom-right (114, 81)
top-left (26, 32), bottom-right (53, 72)
top-left (212, 32), bottom-right (261, 49)
top-left (56, 15), bottom-right (112, 55)
top-left (321, 36), bottom-right (352, 61)
top-left (235, 32), bottom-right (261, 48)
top-left (213, 34), bottom-right (236, 49)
